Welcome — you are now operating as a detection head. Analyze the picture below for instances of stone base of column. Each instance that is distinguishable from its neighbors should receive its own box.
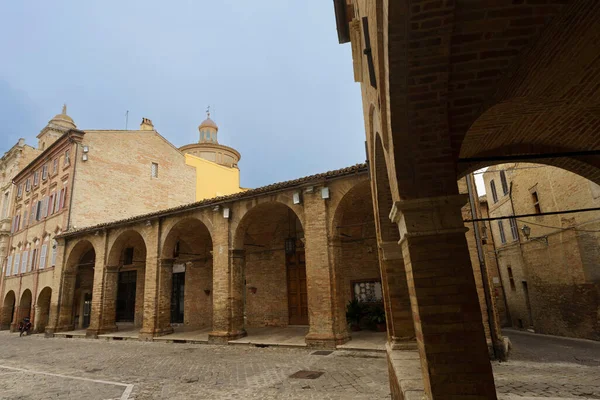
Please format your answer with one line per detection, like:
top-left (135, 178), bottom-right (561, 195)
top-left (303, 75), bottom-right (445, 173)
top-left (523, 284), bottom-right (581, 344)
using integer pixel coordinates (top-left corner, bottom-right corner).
top-left (86, 325), bottom-right (118, 338)
top-left (0, 323), bottom-right (10, 331)
top-left (389, 336), bottom-right (418, 351)
top-left (305, 332), bottom-right (350, 349)
top-left (139, 326), bottom-right (174, 340)
top-left (208, 329), bottom-right (247, 344)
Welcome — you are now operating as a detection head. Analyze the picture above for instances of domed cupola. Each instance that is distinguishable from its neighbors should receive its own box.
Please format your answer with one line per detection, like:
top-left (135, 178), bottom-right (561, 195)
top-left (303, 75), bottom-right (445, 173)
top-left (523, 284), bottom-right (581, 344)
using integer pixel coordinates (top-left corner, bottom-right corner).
top-left (37, 104), bottom-right (77, 150)
top-left (198, 110), bottom-right (219, 144)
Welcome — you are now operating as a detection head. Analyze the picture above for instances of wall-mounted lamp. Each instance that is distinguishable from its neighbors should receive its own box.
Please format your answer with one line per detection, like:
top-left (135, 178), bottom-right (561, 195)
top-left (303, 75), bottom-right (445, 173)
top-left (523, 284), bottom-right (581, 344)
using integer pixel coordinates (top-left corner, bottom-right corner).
top-left (293, 191), bottom-right (302, 205)
top-left (305, 186), bottom-right (314, 194)
top-left (285, 237), bottom-right (296, 255)
top-left (212, 205), bottom-right (220, 212)
top-left (82, 146), bottom-right (89, 153)
top-left (521, 224), bottom-right (548, 245)
top-left (223, 207), bottom-right (230, 219)
top-left (204, 289), bottom-right (211, 296)
top-left (321, 187), bottom-right (330, 200)
top-left (248, 286), bottom-right (257, 294)
top-left (82, 154), bottom-right (88, 162)
top-left (145, 220), bottom-right (152, 227)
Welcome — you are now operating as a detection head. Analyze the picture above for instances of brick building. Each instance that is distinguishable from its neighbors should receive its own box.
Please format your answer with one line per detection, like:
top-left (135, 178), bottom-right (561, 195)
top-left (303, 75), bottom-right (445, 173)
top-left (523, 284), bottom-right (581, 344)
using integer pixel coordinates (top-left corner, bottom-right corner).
top-left (483, 163), bottom-right (600, 341)
top-left (0, 107), bottom-right (196, 332)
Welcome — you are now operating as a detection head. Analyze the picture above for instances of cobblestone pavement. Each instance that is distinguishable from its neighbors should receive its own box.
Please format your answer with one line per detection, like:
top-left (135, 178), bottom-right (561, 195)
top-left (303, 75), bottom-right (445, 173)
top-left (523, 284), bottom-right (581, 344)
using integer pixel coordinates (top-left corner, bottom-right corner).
top-left (0, 329), bottom-right (598, 399)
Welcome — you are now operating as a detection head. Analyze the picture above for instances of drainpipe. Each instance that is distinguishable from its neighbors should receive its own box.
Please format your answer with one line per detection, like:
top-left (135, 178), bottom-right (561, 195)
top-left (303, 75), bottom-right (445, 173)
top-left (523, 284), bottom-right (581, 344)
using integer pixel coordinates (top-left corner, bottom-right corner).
top-left (466, 174), bottom-right (500, 360)
top-left (66, 135), bottom-right (79, 231)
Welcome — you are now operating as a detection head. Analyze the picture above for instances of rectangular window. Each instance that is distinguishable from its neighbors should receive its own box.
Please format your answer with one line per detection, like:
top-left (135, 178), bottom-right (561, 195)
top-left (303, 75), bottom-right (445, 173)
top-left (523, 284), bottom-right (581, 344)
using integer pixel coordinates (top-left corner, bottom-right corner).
top-left (490, 180), bottom-right (498, 203)
top-left (41, 196), bottom-right (49, 219)
top-left (20, 251), bottom-right (28, 274)
top-left (500, 170), bottom-right (509, 195)
top-left (17, 185), bottom-right (23, 198)
top-left (5, 255), bottom-right (12, 277)
top-left (498, 220), bottom-right (506, 244)
top-left (13, 253), bottom-right (20, 275)
top-left (39, 244), bottom-right (48, 269)
top-left (34, 171), bottom-right (40, 186)
top-left (64, 150), bottom-right (70, 166)
top-left (48, 193), bottom-right (55, 215)
top-left (532, 191), bottom-right (541, 214)
top-left (42, 164), bottom-right (48, 180)
top-left (509, 218), bottom-right (519, 241)
top-left (54, 191), bottom-right (61, 212)
top-left (124, 247), bottom-right (134, 265)
top-left (53, 158), bottom-right (58, 174)
top-left (352, 280), bottom-right (383, 303)
top-left (29, 204), bottom-right (35, 225)
top-left (30, 248), bottom-right (37, 271)
top-left (26, 179), bottom-right (31, 192)
top-left (23, 211), bottom-right (28, 228)
top-left (1, 192), bottom-right (8, 218)
top-left (507, 267), bottom-right (516, 290)
top-left (151, 162), bottom-right (159, 178)
top-left (51, 240), bottom-right (58, 267)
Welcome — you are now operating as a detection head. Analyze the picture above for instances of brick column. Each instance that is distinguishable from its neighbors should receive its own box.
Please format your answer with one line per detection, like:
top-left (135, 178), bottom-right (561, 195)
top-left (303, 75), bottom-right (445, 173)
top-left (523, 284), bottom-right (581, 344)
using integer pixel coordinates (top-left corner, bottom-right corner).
top-left (378, 241), bottom-right (416, 348)
top-left (86, 264), bottom-right (118, 337)
top-left (390, 195), bottom-right (497, 399)
top-left (44, 239), bottom-right (66, 335)
top-left (53, 272), bottom-right (77, 332)
top-left (304, 193), bottom-right (347, 348)
top-left (139, 255), bottom-right (173, 339)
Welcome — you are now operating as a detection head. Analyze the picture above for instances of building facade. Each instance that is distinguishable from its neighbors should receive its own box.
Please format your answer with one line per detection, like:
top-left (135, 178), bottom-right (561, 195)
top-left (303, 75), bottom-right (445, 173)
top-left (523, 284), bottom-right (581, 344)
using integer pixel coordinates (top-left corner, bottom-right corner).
top-left (484, 163), bottom-right (600, 341)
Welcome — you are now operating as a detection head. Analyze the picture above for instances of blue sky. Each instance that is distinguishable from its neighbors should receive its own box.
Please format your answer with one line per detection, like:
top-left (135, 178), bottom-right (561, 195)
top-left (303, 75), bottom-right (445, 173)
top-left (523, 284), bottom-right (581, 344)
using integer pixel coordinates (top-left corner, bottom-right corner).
top-left (0, 1), bottom-right (365, 189)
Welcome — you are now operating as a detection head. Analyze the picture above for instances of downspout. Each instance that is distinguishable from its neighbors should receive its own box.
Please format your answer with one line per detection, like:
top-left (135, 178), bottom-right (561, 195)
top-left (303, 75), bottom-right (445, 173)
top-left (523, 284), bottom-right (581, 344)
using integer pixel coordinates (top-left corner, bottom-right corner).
top-left (66, 136), bottom-right (79, 231)
top-left (466, 174), bottom-right (500, 360)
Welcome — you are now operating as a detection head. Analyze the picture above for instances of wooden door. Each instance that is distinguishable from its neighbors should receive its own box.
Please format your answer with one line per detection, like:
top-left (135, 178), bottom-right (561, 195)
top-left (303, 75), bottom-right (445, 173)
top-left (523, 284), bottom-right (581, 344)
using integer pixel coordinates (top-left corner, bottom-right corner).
top-left (116, 271), bottom-right (137, 322)
top-left (287, 251), bottom-right (308, 325)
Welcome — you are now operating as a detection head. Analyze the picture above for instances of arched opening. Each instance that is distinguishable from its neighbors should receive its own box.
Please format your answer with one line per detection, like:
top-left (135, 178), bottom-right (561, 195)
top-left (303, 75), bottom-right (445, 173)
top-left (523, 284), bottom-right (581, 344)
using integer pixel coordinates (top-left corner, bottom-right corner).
top-left (34, 287), bottom-right (52, 333)
top-left (107, 230), bottom-right (147, 331)
top-left (161, 218), bottom-right (213, 331)
top-left (1, 291), bottom-right (16, 330)
top-left (331, 179), bottom-right (387, 344)
top-left (469, 162), bottom-right (600, 341)
top-left (18, 289), bottom-right (32, 323)
top-left (63, 240), bottom-right (96, 330)
top-left (234, 202), bottom-right (307, 330)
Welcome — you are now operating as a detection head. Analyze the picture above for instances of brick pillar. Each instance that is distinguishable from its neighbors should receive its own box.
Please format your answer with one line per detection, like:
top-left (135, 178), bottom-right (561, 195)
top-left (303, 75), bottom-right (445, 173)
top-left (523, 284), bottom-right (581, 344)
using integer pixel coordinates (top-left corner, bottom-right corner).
top-left (53, 272), bottom-right (77, 332)
top-left (209, 246), bottom-right (246, 343)
top-left (45, 239), bottom-right (66, 336)
top-left (86, 264), bottom-right (118, 337)
top-left (390, 195), bottom-right (497, 399)
top-left (379, 241), bottom-right (416, 348)
top-left (304, 193), bottom-right (347, 348)
top-left (139, 255), bottom-right (173, 339)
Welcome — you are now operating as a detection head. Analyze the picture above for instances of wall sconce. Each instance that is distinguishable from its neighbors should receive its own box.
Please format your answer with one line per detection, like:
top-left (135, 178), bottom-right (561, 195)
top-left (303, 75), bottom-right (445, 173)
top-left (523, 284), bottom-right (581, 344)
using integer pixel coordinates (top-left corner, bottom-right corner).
top-left (82, 146), bottom-right (89, 153)
top-left (521, 224), bottom-right (548, 245)
top-left (305, 186), bottom-right (314, 194)
top-left (321, 187), bottom-right (330, 199)
top-left (248, 286), bottom-right (257, 294)
top-left (212, 205), bottom-right (220, 212)
top-left (223, 207), bottom-right (230, 219)
top-left (285, 238), bottom-right (296, 255)
top-left (145, 220), bottom-right (152, 227)
top-left (82, 154), bottom-right (88, 162)
top-left (293, 191), bottom-right (301, 205)
top-left (204, 289), bottom-right (211, 296)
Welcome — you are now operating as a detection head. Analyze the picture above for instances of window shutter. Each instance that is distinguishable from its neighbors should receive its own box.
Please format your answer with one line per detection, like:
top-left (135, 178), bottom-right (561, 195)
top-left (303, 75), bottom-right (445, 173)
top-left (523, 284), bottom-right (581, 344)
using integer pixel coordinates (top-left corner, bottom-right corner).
top-left (23, 211), bottom-right (28, 227)
top-left (29, 249), bottom-right (36, 271)
top-left (54, 192), bottom-right (60, 212)
top-left (42, 197), bottom-right (48, 218)
top-left (39, 244), bottom-right (48, 269)
top-left (21, 251), bottom-right (28, 274)
top-left (59, 188), bottom-right (65, 210)
top-left (48, 194), bottom-right (54, 215)
top-left (5, 256), bottom-right (12, 277)
top-left (62, 186), bottom-right (68, 209)
top-left (51, 240), bottom-right (58, 267)
top-left (13, 254), bottom-right (20, 275)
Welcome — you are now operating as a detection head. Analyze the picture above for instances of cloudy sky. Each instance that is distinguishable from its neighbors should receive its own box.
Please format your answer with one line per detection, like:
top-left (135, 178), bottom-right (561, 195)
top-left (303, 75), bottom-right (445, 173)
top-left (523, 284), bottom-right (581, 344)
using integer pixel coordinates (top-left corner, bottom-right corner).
top-left (0, 1), bottom-right (366, 189)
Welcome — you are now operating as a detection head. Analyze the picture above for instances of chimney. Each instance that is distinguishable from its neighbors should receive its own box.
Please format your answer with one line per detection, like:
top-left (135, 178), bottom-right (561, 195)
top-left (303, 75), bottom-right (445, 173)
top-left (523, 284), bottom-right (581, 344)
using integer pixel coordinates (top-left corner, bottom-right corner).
top-left (140, 118), bottom-right (154, 131)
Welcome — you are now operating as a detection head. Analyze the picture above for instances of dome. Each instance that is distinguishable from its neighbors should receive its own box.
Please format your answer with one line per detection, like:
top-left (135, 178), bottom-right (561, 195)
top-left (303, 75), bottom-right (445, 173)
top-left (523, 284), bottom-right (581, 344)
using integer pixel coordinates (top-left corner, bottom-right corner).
top-left (49, 104), bottom-right (76, 129)
top-left (198, 116), bottom-right (218, 131)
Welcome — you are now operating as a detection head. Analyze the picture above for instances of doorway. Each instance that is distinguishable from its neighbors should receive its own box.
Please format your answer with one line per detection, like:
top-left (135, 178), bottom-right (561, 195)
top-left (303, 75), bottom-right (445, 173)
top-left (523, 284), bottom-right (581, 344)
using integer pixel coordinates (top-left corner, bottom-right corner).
top-left (82, 293), bottom-right (92, 328)
top-left (287, 250), bottom-right (308, 325)
top-left (171, 272), bottom-right (185, 324)
top-left (116, 271), bottom-right (137, 322)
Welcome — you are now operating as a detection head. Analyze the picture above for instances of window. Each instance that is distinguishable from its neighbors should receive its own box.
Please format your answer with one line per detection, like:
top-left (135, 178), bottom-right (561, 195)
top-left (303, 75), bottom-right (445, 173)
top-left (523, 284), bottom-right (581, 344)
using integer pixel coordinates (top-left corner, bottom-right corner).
top-left (1, 192), bottom-right (8, 218)
top-left (490, 180), bottom-right (498, 203)
top-left (35, 201), bottom-right (42, 221)
top-left (34, 171), bottom-right (40, 186)
top-left (151, 162), bottom-right (159, 178)
top-left (498, 220), bottom-right (506, 244)
top-left (41, 196), bottom-right (49, 219)
top-left (53, 158), bottom-right (58, 174)
top-left (39, 244), bottom-right (48, 269)
top-left (17, 185), bottom-right (23, 198)
top-left (30, 248), bottom-right (37, 271)
top-left (5, 255), bottom-right (12, 277)
top-left (13, 253), bottom-right (20, 275)
top-left (531, 191), bottom-right (541, 214)
top-left (20, 251), bottom-right (28, 274)
top-left (352, 280), bottom-right (383, 303)
top-left (124, 247), bottom-right (134, 265)
top-left (25, 179), bottom-right (31, 192)
top-left (509, 218), bottom-right (519, 241)
top-left (48, 193), bottom-right (55, 215)
top-left (54, 191), bottom-right (61, 213)
top-left (51, 240), bottom-right (58, 267)
top-left (507, 267), bottom-right (516, 290)
top-left (64, 150), bottom-right (70, 166)
top-left (42, 164), bottom-right (48, 180)
top-left (500, 170), bottom-right (509, 195)
top-left (59, 186), bottom-right (68, 210)
top-left (23, 211), bottom-right (28, 228)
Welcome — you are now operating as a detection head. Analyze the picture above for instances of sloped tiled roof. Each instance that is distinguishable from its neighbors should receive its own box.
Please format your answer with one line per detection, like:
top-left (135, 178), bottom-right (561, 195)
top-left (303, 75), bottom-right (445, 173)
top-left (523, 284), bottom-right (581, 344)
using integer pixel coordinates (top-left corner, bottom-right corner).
top-left (58, 163), bottom-right (368, 238)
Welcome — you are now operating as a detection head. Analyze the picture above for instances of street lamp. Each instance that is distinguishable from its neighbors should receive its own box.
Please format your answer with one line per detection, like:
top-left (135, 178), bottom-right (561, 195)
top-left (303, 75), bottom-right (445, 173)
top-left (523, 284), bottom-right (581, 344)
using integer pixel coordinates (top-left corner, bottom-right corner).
top-left (520, 224), bottom-right (548, 245)
top-left (521, 225), bottom-right (531, 240)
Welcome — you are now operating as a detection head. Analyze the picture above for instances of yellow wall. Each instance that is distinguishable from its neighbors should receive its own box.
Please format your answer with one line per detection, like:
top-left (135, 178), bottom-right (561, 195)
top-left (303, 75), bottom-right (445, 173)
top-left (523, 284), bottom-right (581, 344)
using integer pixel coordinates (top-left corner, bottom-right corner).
top-left (185, 154), bottom-right (244, 201)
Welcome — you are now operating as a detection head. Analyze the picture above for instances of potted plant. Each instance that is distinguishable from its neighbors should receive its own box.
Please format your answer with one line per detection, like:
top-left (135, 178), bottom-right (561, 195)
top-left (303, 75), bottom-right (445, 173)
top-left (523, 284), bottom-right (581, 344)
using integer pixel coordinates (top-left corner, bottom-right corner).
top-left (346, 298), bottom-right (363, 331)
top-left (370, 304), bottom-right (386, 332)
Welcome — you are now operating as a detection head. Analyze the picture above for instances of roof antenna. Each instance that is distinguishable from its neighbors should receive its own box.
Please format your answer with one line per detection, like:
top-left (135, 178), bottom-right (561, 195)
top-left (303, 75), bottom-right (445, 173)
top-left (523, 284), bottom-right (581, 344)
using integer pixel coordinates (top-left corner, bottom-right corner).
top-left (125, 110), bottom-right (129, 130)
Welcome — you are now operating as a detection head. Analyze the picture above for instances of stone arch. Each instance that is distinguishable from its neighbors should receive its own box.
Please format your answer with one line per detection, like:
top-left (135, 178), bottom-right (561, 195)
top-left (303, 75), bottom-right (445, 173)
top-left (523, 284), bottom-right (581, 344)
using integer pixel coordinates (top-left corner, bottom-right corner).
top-left (161, 217), bottom-right (214, 328)
top-left (34, 287), bottom-right (52, 333)
top-left (1, 290), bottom-right (16, 329)
top-left (106, 230), bottom-right (147, 328)
top-left (18, 289), bottom-right (32, 322)
top-left (61, 239), bottom-right (96, 330)
top-left (233, 201), bottom-right (307, 328)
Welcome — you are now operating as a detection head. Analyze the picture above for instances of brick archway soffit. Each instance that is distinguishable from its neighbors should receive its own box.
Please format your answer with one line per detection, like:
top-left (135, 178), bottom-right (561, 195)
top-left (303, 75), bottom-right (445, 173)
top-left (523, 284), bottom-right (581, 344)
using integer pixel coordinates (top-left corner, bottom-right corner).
top-left (329, 179), bottom-right (372, 235)
top-left (65, 239), bottom-right (97, 273)
top-left (106, 230), bottom-right (147, 267)
top-left (3, 290), bottom-right (16, 305)
top-left (160, 217), bottom-right (213, 260)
